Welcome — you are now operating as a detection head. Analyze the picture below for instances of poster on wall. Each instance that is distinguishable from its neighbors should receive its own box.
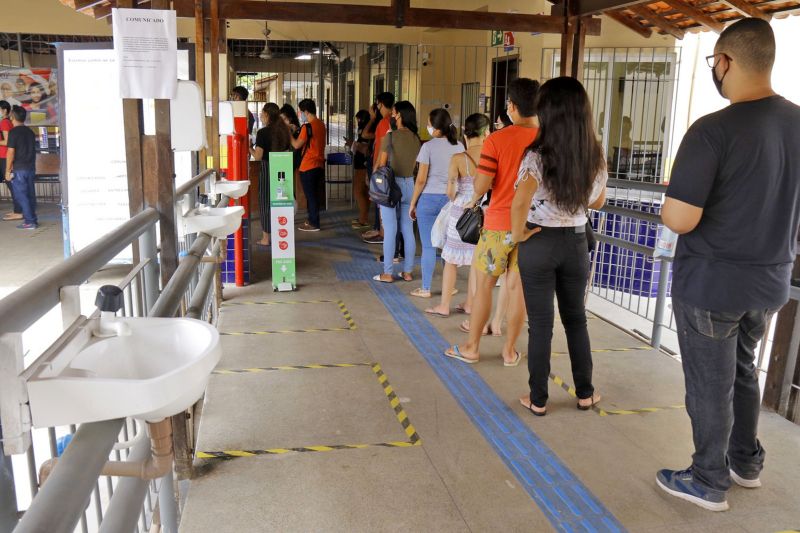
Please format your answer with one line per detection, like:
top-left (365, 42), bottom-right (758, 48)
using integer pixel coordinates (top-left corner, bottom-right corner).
top-left (59, 44), bottom-right (192, 262)
top-left (112, 8), bottom-right (177, 99)
top-left (0, 68), bottom-right (59, 126)
top-left (269, 152), bottom-right (296, 291)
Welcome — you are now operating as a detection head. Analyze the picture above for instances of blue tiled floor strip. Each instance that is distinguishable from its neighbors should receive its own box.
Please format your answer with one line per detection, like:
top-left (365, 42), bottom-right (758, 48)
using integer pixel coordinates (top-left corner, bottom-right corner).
top-left (323, 213), bottom-right (625, 533)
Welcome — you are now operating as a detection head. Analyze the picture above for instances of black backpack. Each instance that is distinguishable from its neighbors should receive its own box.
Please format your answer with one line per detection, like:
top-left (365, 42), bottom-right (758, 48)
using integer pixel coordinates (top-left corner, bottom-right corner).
top-left (292, 123), bottom-right (313, 170)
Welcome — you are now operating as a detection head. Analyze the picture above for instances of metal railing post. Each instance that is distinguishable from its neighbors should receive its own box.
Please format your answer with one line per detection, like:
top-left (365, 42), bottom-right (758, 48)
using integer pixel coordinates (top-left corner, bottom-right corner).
top-left (0, 421), bottom-right (19, 531)
top-left (139, 223), bottom-right (160, 314)
top-left (650, 257), bottom-right (669, 350)
top-left (158, 470), bottom-right (179, 533)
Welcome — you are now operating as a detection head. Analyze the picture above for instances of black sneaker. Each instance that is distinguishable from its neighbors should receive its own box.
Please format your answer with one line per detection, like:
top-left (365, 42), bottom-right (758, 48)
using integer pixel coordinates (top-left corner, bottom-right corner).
top-left (363, 234), bottom-right (384, 244)
top-left (297, 222), bottom-right (320, 232)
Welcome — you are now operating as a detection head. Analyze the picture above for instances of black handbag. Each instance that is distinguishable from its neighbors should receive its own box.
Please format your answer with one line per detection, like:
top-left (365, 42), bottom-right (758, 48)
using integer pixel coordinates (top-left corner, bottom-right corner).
top-left (456, 203), bottom-right (484, 245)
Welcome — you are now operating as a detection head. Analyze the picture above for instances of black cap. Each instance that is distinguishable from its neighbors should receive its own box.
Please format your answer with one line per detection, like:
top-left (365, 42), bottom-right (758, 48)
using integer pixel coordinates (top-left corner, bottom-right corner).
top-left (95, 285), bottom-right (124, 313)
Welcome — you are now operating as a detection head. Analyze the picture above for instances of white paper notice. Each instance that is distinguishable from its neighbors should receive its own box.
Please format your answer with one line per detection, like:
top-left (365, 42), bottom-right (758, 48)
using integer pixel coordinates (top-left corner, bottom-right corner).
top-left (112, 8), bottom-right (177, 99)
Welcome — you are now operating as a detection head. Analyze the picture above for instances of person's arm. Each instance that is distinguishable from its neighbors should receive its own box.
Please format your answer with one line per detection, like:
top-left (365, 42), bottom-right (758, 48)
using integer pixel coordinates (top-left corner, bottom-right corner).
top-left (662, 125), bottom-right (716, 235)
top-left (291, 124), bottom-right (308, 150)
top-left (377, 134), bottom-right (390, 168)
top-left (446, 156), bottom-right (460, 201)
top-left (511, 170), bottom-right (539, 243)
top-left (588, 186), bottom-right (607, 210)
top-left (5, 147), bottom-right (14, 181)
top-left (250, 146), bottom-right (264, 161)
top-left (469, 139), bottom-right (497, 205)
top-left (409, 163), bottom-right (429, 220)
top-left (0, 126), bottom-right (8, 147)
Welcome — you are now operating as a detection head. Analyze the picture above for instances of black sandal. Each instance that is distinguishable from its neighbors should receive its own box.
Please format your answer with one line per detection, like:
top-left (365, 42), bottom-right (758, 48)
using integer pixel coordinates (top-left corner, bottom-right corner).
top-left (519, 398), bottom-right (547, 417)
top-left (577, 394), bottom-right (601, 411)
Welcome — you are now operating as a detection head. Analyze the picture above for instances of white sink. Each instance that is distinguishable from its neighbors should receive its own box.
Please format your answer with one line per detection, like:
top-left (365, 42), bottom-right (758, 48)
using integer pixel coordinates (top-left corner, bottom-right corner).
top-left (182, 205), bottom-right (244, 237)
top-left (214, 179), bottom-right (250, 199)
top-left (26, 318), bottom-right (221, 428)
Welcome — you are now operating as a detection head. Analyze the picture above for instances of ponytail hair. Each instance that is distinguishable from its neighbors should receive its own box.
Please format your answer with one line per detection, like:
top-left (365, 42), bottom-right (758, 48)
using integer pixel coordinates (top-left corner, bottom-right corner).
top-left (429, 108), bottom-right (458, 145)
top-left (463, 113), bottom-right (490, 139)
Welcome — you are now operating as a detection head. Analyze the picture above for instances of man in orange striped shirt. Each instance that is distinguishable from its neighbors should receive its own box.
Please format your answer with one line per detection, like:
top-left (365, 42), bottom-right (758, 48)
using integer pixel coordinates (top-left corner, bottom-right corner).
top-left (445, 78), bottom-right (540, 366)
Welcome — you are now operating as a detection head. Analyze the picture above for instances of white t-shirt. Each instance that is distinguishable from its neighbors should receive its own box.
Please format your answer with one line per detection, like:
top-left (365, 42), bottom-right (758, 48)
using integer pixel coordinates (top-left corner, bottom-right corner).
top-left (416, 137), bottom-right (464, 195)
top-left (515, 151), bottom-right (607, 227)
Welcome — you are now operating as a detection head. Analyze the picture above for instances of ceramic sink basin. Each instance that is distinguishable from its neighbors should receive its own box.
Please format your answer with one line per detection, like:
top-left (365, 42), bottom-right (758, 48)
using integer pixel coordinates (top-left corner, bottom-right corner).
top-left (26, 317), bottom-right (221, 428)
top-left (182, 205), bottom-right (244, 237)
top-left (214, 179), bottom-right (250, 199)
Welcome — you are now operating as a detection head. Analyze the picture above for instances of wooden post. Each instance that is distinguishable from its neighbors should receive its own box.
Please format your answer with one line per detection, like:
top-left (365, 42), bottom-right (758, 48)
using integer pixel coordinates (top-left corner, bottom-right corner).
top-left (763, 256), bottom-right (800, 414)
top-left (194, 0), bottom-right (207, 172)
top-left (570, 17), bottom-right (587, 80)
top-left (210, 0), bottom-right (220, 173)
top-left (559, 0), bottom-right (574, 77)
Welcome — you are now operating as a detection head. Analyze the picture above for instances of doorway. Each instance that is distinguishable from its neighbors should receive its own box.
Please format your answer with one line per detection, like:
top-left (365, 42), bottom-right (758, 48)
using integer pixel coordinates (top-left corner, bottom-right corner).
top-left (490, 56), bottom-right (519, 124)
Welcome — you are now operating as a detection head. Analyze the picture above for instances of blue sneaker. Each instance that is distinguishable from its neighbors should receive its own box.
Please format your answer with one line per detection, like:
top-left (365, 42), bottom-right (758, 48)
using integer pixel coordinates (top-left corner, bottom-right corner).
top-left (16, 223), bottom-right (38, 230)
top-left (656, 468), bottom-right (729, 511)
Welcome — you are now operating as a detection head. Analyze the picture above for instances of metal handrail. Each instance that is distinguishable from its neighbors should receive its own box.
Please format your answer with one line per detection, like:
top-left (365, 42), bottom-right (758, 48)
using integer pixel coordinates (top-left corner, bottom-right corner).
top-left (175, 169), bottom-right (215, 197)
top-left (607, 177), bottom-right (668, 193)
top-left (186, 242), bottom-right (221, 320)
top-left (601, 204), bottom-right (663, 226)
top-left (0, 208), bottom-right (159, 337)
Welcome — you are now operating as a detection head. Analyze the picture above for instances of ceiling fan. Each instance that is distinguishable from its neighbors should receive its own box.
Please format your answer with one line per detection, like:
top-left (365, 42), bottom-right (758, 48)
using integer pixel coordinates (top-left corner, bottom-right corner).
top-left (259, 21), bottom-right (272, 59)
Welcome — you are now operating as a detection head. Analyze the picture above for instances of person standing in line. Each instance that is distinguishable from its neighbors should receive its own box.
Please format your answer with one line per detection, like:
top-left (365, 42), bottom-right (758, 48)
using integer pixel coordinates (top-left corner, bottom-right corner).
top-left (250, 103), bottom-right (292, 246)
top-left (291, 99), bottom-right (327, 232)
top-left (372, 101), bottom-right (420, 283)
top-left (511, 77), bottom-right (607, 417)
top-left (5, 106), bottom-right (38, 229)
top-left (348, 109), bottom-right (373, 230)
top-left (362, 92), bottom-right (395, 245)
top-left (408, 108), bottom-right (464, 298)
top-left (230, 86), bottom-right (255, 137)
top-left (426, 113), bottom-right (490, 317)
top-left (656, 18), bottom-right (800, 512)
top-left (443, 78), bottom-right (540, 367)
top-left (0, 100), bottom-right (22, 221)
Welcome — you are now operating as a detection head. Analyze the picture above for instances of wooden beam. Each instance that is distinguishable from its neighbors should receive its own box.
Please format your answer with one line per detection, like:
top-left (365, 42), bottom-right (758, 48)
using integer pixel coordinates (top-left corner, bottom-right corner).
top-left (720, 0), bottom-right (771, 20)
top-left (392, 0), bottom-right (409, 28)
top-left (170, 0), bottom-right (602, 35)
top-left (571, 17), bottom-right (587, 80)
top-left (195, 0), bottom-right (207, 172)
top-left (763, 256), bottom-right (800, 413)
top-left (574, 0), bottom-right (653, 16)
top-left (59, 0), bottom-right (108, 11)
top-left (628, 4), bottom-right (686, 39)
top-left (210, 0), bottom-right (220, 173)
top-left (91, 4), bottom-right (112, 18)
top-left (661, 0), bottom-right (725, 32)
top-left (606, 10), bottom-right (652, 37)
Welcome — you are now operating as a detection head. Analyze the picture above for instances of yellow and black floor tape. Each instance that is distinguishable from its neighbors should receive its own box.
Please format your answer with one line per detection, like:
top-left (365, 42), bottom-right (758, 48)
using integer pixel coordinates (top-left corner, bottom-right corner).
top-left (222, 299), bottom-right (337, 306)
top-left (549, 373), bottom-right (685, 417)
top-left (197, 362), bottom-right (421, 460)
top-left (220, 299), bottom-right (357, 336)
top-left (213, 363), bottom-right (372, 375)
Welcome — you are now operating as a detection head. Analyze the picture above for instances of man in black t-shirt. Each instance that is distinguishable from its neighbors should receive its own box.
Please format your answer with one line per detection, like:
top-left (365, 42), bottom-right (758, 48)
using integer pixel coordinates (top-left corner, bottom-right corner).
top-left (657, 19), bottom-right (800, 512)
top-left (230, 86), bottom-right (255, 138)
top-left (5, 106), bottom-right (37, 229)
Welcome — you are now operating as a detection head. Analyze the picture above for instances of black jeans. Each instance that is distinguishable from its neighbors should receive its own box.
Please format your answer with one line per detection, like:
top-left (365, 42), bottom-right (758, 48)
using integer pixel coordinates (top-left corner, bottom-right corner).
top-left (300, 167), bottom-right (324, 229)
top-left (518, 227), bottom-right (593, 408)
top-left (672, 298), bottom-right (774, 492)
top-left (258, 161), bottom-right (270, 234)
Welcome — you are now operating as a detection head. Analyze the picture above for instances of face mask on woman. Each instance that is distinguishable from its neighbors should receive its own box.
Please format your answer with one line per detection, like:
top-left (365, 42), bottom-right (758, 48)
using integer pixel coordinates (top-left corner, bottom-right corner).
top-left (427, 125), bottom-right (435, 137)
top-left (390, 117), bottom-right (398, 130)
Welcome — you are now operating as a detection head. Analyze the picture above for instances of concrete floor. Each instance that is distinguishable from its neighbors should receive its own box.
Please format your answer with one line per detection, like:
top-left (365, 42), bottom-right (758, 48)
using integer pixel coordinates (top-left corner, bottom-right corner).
top-left (174, 208), bottom-right (799, 532)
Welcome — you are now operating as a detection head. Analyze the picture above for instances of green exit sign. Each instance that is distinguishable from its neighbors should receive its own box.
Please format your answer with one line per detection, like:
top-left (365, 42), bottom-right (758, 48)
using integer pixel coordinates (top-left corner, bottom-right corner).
top-left (491, 30), bottom-right (503, 47)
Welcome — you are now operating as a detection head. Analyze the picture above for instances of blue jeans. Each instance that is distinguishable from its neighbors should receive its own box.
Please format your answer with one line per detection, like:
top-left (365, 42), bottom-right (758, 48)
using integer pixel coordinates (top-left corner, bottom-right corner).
top-left (379, 177), bottom-right (416, 275)
top-left (672, 298), bottom-right (774, 492)
top-left (10, 169), bottom-right (37, 225)
top-left (416, 193), bottom-right (448, 290)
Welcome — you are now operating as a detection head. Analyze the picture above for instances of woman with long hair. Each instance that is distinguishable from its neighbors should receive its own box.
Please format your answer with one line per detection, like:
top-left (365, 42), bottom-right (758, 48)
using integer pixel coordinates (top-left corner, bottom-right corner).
top-left (251, 103), bottom-right (292, 246)
top-left (425, 113), bottom-right (488, 317)
top-left (408, 108), bottom-right (464, 298)
top-left (349, 109), bottom-right (373, 229)
top-left (372, 100), bottom-right (421, 283)
top-left (511, 77), bottom-right (607, 416)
